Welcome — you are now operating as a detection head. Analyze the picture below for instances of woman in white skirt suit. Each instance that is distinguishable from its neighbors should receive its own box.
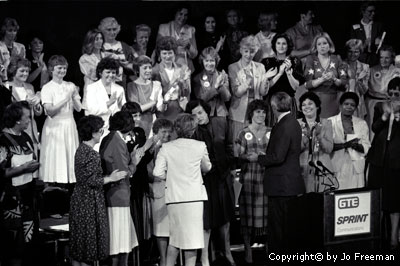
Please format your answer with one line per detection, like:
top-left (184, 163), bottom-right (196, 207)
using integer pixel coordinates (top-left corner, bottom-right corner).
top-left (153, 113), bottom-right (211, 266)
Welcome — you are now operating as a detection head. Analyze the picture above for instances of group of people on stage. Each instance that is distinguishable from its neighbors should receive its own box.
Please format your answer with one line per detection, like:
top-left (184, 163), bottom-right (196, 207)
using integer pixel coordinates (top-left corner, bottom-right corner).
top-left (1, 1), bottom-right (400, 266)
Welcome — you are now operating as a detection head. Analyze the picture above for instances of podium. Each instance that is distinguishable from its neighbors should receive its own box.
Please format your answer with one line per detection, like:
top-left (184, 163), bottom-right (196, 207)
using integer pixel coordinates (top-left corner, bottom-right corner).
top-left (286, 188), bottom-right (381, 252)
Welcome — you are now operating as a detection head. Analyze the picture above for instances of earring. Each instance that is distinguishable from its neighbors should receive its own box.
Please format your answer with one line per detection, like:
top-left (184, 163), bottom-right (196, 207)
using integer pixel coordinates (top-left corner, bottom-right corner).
top-left (16, 121), bottom-right (21, 124)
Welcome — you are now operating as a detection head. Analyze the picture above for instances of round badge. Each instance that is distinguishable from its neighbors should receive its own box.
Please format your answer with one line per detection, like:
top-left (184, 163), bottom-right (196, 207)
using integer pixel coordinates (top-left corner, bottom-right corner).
top-left (244, 132), bottom-right (253, 140)
top-left (374, 71), bottom-right (381, 79)
top-left (202, 75), bottom-right (208, 81)
top-left (203, 81), bottom-right (210, 87)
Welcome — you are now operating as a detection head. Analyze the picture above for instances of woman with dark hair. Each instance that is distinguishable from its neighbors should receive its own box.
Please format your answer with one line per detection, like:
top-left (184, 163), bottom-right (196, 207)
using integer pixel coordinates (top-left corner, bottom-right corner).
top-left (152, 36), bottom-right (191, 121)
top-left (261, 33), bottom-right (304, 126)
top-left (83, 57), bottom-right (126, 150)
top-left (186, 99), bottom-right (235, 266)
top-left (193, 47), bottom-right (230, 142)
top-left (0, 101), bottom-right (40, 266)
top-left (79, 29), bottom-right (104, 107)
top-left (328, 92), bottom-right (370, 190)
top-left (99, 111), bottom-right (142, 266)
top-left (127, 55), bottom-right (163, 137)
top-left (26, 32), bottom-right (49, 91)
top-left (298, 91), bottom-right (333, 192)
top-left (235, 99), bottom-right (270, 264)
top-left (70, 115), bottom-right (126, 266)
top-left (304, 32), bottom-right (348, 118)
top-left (40, 55), bottom-right (82, 188)
top-left (197, 14), bottom-right (226, 60)
top-left (153, 113), bottom-right (211, 266)
top-left (156, 5), bottom-right (198, 72)
top-left (367, 77), bottom-right (400, 250)
top-left (7, 56), bottom-right (42, 149)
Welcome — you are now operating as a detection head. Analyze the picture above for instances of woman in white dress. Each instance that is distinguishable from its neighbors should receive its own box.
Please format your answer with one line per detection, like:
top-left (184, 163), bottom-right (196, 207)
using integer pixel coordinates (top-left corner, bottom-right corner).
top-left (83, 57), bottom-right (126, 150)
top-left (79, 29), bottom-right (103, 108)
top-left (40, 55), bottom-right (82, 188)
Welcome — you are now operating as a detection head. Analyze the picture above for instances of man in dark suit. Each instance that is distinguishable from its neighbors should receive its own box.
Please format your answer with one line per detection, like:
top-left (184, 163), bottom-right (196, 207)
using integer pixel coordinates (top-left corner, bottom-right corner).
top-left (258, 91), bottom-right (305, 252)
top-left (349, 2), bottom-right (385, 66)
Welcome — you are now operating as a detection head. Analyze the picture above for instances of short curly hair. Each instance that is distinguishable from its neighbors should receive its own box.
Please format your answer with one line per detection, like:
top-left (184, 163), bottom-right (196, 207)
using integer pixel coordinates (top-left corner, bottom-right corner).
top-left (109, 111), bottom-right (135, 134)
top-left (339, 91), bottom-right (359, 107)
top-left (98, 17), bottom-right (121, 36)
top-left (96, 57), bottom-right (120, 79)
top-left (121, 101), bottom-right (142, 114)
top-left (2, 101), bottom-right (30, 129)
top-left (7, 56), bottom-right (31, 80)
top-left (299, 91), bottom-right (322, 117)
top-left (77, 115), bottom-right (104, 141)
top-left (247, 99), bottom-right (268, 121)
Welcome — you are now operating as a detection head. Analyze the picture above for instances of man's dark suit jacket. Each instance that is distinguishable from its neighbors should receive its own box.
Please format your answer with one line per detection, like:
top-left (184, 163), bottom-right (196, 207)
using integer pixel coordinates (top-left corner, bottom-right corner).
top-left (258, 113), bottom-right (305, 196)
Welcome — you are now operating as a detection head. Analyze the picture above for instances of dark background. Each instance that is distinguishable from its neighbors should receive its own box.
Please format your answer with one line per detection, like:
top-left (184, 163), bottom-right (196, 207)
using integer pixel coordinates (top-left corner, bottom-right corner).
top-left (1, 0), bottom-right (399, 89)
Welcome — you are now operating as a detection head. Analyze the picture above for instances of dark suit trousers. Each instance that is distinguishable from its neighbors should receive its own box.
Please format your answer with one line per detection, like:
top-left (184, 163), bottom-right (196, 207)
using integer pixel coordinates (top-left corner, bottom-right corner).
top-left (267, 196), bottom-right (296, 253)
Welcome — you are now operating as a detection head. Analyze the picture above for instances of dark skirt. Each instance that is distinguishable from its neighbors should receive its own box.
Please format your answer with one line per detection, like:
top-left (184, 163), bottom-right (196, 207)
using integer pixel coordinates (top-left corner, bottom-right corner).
top-left (203, 174), bottom-right (235, 230)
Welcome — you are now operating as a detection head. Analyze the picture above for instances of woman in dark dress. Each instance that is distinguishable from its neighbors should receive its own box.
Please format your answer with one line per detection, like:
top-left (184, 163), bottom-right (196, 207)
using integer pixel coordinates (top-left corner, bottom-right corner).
top-left (186, 99), bottom-right (235, 266)
top-left (367, 77), bottom-right (400, 250)
top-left (70, 115), bottom-right (126, 266)
top-left (261, 33), bottom-right (304, 126)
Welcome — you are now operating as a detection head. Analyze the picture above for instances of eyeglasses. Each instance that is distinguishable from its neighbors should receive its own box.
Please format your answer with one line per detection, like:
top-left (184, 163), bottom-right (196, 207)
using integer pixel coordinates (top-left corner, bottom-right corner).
top-left (388, 91), bottom-right (400, 97)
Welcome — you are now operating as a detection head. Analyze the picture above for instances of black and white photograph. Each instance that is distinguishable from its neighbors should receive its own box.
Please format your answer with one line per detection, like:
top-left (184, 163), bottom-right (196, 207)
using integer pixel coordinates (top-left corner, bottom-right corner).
top-left (0, 1), bottom-right (400, 265)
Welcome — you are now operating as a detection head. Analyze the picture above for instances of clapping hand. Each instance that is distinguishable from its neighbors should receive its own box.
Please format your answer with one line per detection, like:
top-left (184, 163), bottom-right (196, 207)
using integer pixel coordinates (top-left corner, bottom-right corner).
top-left (216, 35), bottom-right (226, 52)
top-left (215, 70), bottom-right (227, 88)
top-left (265, 67), bottom-right (278, 79)
top-left (109, 169), bottom-right (127, 182)
top-left (22, 160), bottom-right (40, 173)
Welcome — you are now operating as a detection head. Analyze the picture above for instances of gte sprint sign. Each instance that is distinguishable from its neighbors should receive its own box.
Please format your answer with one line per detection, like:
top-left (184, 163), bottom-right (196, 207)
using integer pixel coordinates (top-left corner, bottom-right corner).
top-left (334, 192), bottom-right (371, 237)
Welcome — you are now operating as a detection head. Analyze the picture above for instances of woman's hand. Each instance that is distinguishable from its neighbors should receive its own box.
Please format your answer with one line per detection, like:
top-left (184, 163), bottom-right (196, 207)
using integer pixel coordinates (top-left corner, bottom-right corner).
top-left (266, 67), bottom-right (278, 79)
top-left (109, 169), bottom-right (127, 182)
top-left (216, 35), bottom-right (226, 52)
top-left (131, 146), bottom-right (145, 165)
top-left (215, 70), bottom-right (227, 88)
top-left (246, 152), bottom-right (259, 162)
top-left (22, 160), bottom-right (40, 173)
top-left (278, 62), bottom-right (286, 75)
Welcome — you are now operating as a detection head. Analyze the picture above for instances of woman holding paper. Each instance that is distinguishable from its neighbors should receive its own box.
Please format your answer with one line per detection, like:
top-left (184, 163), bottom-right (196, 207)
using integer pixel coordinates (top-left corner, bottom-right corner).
top-left (328, 92), bottom-right (370, 190)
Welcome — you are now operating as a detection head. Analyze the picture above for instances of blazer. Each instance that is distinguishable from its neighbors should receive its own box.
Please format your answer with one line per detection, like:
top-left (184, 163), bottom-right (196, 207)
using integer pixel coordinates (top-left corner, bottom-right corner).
top-left (258, 113), bottom-right (305, 196)
top-left (153, 138), bottom-right (211, 204)
top-left (193, 70), bottom-right (231, 117)
top-left (328, 113), bottom-right (370, 174)
top-left (100, 131), bottom-right (134, 207)
top-left (228, 60), bottom-right (268, 123)
top-left (367, 102), bottom-right (400, 168)
top-left (350, 21), bottom-right (384, 53)
top-left (83, 79), bottom-right (126, 127)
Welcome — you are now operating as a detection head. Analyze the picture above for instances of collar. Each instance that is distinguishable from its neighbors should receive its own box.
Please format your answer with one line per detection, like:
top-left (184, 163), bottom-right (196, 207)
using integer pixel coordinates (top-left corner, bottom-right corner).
top-left (277, 111), bottom-right (291, 123)
top-left (360, 20), bottom-right (372, 27)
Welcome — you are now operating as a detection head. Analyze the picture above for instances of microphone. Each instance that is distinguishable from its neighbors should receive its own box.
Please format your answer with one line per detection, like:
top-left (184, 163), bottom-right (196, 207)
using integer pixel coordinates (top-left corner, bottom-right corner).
top-left (309, 161), bottom-right (323, 173)
top-left (316, 160), bottom-right (334, 175)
